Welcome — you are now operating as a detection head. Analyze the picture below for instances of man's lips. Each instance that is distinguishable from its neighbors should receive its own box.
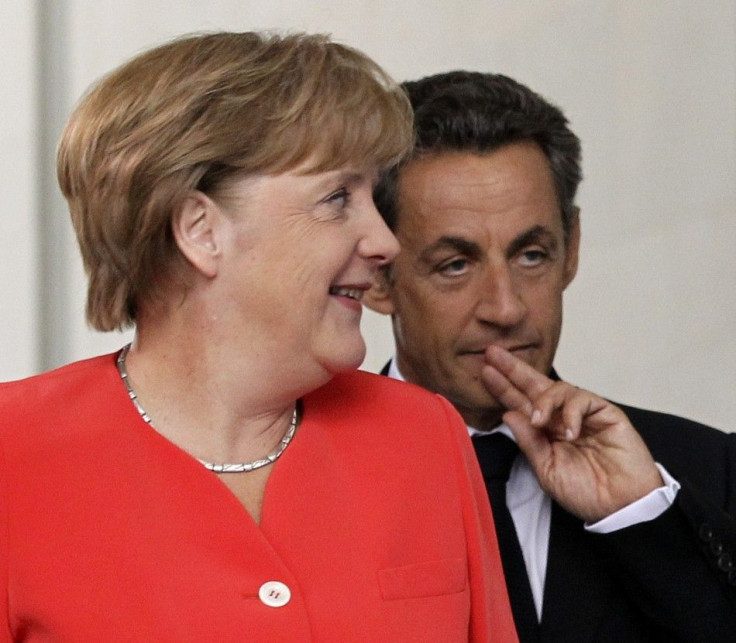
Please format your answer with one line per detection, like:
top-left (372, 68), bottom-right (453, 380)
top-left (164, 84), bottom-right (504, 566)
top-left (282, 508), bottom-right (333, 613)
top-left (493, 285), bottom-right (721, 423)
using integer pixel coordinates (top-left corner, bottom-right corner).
top-left (457, 343), bottom-right (538, 357)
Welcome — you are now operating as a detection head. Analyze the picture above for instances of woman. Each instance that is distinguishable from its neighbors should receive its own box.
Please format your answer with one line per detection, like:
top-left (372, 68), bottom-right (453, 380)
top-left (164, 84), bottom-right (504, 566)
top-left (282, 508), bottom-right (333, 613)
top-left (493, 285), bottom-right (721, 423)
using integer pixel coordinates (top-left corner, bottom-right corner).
top-left (0, 32), bottom-right (516, 641)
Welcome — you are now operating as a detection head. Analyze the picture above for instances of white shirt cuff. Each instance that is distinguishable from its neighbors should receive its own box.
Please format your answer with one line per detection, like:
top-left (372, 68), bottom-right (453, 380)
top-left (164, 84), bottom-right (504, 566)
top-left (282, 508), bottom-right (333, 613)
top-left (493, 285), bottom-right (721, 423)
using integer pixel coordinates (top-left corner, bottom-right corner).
top-left (585, 463), bottom-right (681, 533)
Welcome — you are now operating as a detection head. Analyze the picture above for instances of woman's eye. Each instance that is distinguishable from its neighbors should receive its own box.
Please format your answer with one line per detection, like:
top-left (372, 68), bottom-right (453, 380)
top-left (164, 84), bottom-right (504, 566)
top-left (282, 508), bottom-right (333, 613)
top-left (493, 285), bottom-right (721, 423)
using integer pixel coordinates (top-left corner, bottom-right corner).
top-left (438, 258), bottom-right (470, 276)
top-left (325, 188), bottom-right (350, 207)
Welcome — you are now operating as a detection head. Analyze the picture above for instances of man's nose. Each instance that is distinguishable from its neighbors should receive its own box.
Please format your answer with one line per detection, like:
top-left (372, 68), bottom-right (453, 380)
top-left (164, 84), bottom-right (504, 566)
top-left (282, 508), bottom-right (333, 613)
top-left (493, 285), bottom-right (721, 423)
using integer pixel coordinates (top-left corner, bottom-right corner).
top-left (474, 264), bottom-right (527, 328)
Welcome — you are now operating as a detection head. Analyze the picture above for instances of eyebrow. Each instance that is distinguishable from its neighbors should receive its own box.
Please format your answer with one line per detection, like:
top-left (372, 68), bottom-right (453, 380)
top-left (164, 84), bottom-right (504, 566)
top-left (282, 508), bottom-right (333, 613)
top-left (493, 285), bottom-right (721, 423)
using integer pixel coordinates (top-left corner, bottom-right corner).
top-left (419, 226), bottom-right (559, 264)
top-left (419, 236), bottom-right (483, 263)
top-left (324, 169), bottom-right (378, 187)
top-left (506, 225), bottom-right (559, 258)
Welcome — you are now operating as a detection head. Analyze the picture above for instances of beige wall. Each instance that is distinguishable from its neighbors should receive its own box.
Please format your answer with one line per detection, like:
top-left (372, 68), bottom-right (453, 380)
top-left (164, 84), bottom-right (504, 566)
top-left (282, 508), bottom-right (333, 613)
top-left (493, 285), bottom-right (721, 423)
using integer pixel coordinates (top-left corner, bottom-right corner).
top-left (2, 1), bottom-right (734, 430)
top-left (1, 2), bottom-right (39, 378)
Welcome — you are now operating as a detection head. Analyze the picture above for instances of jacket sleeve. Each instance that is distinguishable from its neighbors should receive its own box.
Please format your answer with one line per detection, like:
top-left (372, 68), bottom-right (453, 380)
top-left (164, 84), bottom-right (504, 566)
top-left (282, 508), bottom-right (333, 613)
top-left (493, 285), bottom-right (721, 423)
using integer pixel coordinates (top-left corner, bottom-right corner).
top-left (437, 396), bottom-right (518, 643)
top-left (597, 430), bottom-right (736, 640)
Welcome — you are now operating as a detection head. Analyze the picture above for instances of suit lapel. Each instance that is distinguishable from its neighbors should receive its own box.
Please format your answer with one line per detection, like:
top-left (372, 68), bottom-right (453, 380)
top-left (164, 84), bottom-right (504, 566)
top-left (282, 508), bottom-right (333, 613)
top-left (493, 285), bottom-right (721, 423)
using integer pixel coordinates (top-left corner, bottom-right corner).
top-left (541, 368), bottom-right (615, 640)
top-left (540, 503), bottom-right (615, 641)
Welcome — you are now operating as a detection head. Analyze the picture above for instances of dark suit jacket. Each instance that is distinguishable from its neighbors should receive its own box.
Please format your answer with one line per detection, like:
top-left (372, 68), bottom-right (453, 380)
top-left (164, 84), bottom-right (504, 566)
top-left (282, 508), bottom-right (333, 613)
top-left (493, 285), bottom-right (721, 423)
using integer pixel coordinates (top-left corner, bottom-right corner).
top-left (380, 361), bottom-right (736, 641)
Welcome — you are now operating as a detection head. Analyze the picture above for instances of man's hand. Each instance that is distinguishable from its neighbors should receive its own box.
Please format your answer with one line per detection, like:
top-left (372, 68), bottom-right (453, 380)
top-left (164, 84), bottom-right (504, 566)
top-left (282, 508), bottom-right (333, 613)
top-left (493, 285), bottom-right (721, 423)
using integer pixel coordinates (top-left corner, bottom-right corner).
top-left (482, 345), bottom-right (663, 523)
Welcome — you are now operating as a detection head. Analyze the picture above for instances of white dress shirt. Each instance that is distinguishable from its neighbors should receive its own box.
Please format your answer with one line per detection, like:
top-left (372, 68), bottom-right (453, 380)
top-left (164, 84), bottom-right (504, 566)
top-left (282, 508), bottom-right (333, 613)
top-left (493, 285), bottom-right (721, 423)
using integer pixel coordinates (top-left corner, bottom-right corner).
top-left (386, 359), bottom-right (680, 619)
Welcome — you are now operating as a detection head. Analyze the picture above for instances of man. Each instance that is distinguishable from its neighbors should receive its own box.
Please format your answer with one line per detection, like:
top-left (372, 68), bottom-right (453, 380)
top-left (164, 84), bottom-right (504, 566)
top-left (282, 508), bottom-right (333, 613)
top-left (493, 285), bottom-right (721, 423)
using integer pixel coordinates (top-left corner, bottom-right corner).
top-left (365, 71), bottom-right (736, 641)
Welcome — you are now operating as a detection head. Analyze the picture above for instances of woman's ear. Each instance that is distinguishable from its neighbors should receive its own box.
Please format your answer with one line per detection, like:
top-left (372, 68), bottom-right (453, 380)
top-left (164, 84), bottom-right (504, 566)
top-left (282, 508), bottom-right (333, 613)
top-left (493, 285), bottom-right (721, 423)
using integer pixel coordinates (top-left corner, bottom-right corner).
top-left (171, 191), bottom-right (223, 279)
top-left (363, 268), bottom-right (396, 315)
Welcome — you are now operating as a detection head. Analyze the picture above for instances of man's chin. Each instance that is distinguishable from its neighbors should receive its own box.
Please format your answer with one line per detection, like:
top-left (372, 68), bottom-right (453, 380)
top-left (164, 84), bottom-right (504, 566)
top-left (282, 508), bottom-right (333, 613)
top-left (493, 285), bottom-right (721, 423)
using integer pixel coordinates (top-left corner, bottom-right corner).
top-left (449, 389), bottom-right (506, 431)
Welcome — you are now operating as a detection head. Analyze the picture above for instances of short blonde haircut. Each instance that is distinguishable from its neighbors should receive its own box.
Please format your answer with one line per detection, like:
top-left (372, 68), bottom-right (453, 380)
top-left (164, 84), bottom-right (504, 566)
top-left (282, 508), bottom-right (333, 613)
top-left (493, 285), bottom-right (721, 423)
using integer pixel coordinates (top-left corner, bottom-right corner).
top-left (58, 32), bottom-right (413, 331)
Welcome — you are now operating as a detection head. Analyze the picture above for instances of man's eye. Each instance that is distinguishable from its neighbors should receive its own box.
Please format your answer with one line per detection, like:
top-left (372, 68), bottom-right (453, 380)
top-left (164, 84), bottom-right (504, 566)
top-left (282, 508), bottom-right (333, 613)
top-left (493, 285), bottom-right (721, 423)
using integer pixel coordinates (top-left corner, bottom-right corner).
top-left (438, 258), bottom-right (470, 276)
top-left (519, 249), bottom-right (548, 267)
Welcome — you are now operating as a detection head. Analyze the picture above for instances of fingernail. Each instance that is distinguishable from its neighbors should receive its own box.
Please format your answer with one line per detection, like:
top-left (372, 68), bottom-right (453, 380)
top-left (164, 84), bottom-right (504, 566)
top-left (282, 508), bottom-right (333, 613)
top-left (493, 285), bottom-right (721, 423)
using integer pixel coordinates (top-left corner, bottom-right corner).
top-left (565, 428), bottom-right (574, 441)
top-left (531, 410), bottom-right (542, 424)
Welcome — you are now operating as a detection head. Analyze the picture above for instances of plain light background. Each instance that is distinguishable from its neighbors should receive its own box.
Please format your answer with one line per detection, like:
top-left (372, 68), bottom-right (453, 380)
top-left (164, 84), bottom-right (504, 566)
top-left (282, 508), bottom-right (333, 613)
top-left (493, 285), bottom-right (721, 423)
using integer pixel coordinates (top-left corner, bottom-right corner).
top-left (2, 1), bottom-right (734, 431)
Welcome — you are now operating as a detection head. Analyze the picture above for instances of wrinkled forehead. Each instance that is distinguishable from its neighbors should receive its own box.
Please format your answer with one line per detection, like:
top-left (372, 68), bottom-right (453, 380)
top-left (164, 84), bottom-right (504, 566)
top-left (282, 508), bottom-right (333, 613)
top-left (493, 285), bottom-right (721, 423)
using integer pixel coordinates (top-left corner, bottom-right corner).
top-left (394, 146), bottom-right (565, 240)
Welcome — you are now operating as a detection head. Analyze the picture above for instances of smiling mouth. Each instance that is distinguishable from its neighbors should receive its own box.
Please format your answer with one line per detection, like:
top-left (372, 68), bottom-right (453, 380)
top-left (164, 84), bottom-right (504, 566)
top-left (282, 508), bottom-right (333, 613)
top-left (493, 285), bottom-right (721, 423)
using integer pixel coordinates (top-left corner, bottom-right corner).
top-left (328, 286), bottom-right (365, 302)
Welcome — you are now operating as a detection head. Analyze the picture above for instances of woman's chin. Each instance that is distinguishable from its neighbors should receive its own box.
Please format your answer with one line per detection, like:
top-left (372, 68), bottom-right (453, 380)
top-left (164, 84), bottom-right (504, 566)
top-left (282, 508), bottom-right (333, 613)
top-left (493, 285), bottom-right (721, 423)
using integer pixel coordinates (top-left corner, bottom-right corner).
top-left (320, 337), bottom-right (367, 376)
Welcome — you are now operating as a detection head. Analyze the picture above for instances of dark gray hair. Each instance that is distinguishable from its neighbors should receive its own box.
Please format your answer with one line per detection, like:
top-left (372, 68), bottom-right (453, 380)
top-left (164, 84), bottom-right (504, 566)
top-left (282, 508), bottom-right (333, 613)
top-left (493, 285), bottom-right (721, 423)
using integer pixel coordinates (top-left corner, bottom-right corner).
top-left (374, 70), bottom-right (582, 239)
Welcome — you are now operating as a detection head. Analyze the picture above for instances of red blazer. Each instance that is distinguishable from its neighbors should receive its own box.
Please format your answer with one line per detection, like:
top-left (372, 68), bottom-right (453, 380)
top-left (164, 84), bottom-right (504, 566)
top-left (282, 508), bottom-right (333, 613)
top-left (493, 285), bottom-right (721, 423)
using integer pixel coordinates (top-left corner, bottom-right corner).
top-left (0, 353), bottom-right (516, 641)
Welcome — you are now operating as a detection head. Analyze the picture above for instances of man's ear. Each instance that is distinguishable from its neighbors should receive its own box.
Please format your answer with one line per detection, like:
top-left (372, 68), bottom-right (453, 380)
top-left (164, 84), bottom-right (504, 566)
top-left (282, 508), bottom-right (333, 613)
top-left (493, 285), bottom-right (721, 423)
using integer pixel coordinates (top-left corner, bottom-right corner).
top-left (563, 207), bottom-right (581, 288)
top-left (363, 268), bottom-right (396, 315)
top-left (171, 191), bottom-right (223, 279)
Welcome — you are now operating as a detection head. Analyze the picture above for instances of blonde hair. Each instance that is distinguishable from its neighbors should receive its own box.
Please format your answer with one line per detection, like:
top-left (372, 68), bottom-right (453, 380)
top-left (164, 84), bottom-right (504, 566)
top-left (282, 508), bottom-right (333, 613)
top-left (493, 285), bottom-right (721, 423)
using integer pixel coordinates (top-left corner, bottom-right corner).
top-left (58, 31), bottom-right (413, 331)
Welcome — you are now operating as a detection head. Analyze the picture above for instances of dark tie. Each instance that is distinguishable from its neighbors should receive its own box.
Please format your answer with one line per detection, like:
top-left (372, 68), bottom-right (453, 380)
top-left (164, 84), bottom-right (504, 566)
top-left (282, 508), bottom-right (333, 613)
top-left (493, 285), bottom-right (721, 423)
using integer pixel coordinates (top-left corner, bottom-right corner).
top-left (473, 433), bottom-right (540, 642)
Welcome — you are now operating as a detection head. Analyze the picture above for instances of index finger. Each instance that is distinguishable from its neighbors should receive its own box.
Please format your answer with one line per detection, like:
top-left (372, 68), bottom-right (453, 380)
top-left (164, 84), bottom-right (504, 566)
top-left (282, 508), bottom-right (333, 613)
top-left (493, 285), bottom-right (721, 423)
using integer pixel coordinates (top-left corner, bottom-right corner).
top-left (483, 345), bottom-right (554, 402)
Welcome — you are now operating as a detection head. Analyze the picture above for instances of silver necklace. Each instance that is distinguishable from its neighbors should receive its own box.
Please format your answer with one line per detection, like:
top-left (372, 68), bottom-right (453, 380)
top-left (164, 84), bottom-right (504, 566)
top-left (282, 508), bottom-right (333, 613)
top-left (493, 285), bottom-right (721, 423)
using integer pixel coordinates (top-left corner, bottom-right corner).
top-left (116, 344), bottom-right (298, 474)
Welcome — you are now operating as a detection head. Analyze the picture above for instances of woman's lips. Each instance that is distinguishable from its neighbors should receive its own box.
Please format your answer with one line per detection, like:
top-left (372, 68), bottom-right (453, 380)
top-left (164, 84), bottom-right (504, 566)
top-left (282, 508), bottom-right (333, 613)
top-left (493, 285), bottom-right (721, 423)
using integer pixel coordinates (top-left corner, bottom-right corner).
top-left (328, 284), bottom-right (370, 311)
top-left (328, 286), bottom-right (365, 301)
